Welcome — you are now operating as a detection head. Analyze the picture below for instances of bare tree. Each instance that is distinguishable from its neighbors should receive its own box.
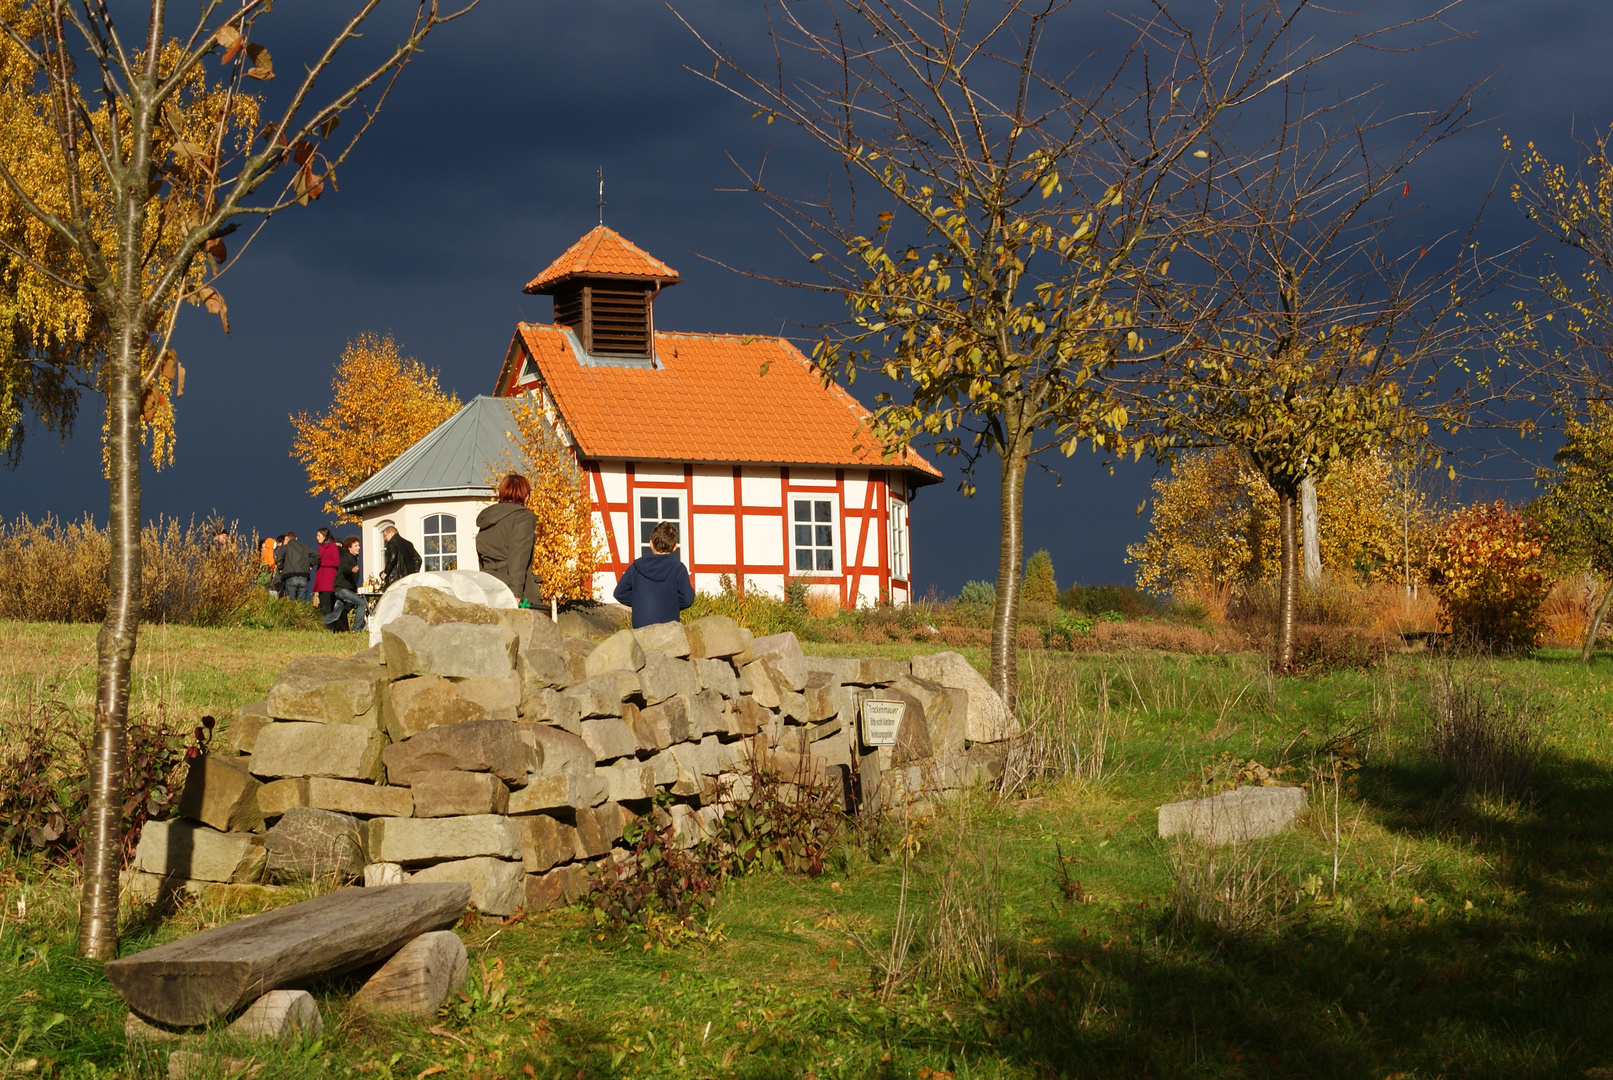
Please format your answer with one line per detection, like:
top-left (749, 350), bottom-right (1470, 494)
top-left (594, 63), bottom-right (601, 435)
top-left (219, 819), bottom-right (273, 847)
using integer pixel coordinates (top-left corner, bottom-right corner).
top-left (0, 0), bottom-right (476, 958)
top-left (685, 0), bottom-right (1462, 706)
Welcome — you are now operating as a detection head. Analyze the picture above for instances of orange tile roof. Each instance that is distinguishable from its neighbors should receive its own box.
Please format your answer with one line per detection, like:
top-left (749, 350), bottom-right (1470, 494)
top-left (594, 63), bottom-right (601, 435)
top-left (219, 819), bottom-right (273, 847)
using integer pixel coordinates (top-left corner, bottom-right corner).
top-left (506, 323), bottom-right (942, 481)
top-left (523, 226), bottom-right (681, 293)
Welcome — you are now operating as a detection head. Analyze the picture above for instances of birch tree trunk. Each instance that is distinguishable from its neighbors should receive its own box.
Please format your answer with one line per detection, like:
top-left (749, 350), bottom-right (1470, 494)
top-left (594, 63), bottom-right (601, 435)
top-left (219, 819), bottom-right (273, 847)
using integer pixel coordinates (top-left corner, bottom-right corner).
top-left (1583, 581), bottom-right (1613, 664)
top-left (1300, 475), bottom-right (1321, 588)
top-left (989, 426), bottom-right (1030, 712)
top-left (1276, 486), bottom-right (1300, 671)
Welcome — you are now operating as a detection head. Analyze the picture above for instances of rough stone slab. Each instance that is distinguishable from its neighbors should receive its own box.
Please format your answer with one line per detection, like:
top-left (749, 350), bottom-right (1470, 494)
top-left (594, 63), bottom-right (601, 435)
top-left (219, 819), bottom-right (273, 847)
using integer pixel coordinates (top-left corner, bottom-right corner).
top-left (525, 865), bottom-right (586, 910)
top-left (107, 883), bottom-right (469, 1027)
top-left (732, 696), bottom-right (769, 737)
top-left (263, 807), bottom-right (364, 882)
top-left (779, 690), bottom-right (807, 724)
top-left (228, 702), bottom-right (273, 755)
top-left (910, 651), bottom-right (1018, 743)
top-left (168, 1050), bottom-right (263, 1078)
top-left (364, 862), bottom-right (405, 887)
top-left (365, 815), bottom-right (521, 866)
top-left (585, 628), bottom-right (646, 678)
top-left (749, 633), bottom-right (808, 691)
top-left (408, 857), bottom-right (524, 915)
top-left (690, 689), bottom-right (732, 738)
top-left (267, 655), bottom-right (387, 728)
top-left (386, 675), bottom-right (487, 741)
top-left (402, 587), bottom-right (504, 626)
top-left (685, 615), bottom-right (745, 659)
top-left (522, 724), bottom-right (596, 777)
top-left (638, 652), bottom-right (699, 706)
top-left (177, 756), bottom-right (263, 834)
top-left (668, 803), bottom-right (704, 849)
top-left (382, 614), bottom-right (517, 682)
top-left (579, 716), bottom-right (637, 762)
top-left (561, 671), bottom-right (642, 719)
top-left (558, 638), bottom-right (593, 682)
top-left (599, 761), bottom-right (655, 802)
top-left (693, 657), bottom-right (739, 699)
top-left (741, 660), bottom-right (784, 709)
top-left (573, 804), bottom-right (623, 858)
top-left (520, 814), bottom-right (579, 873)
top-left (509, 772), bottom-right (607, 813)
top-left (257, 778), bottom-right (309, 819)
top-left (226, 989), bottom-right (322, 1044)
top-left (500, 607), bottom-right (562, 653)
top-left (135, 821), bottom-right (265, 884)
top-left (644, 749), bottom-right (678, 787)
top-left (251, 722), bottom-right (386, 784)
top-left (633, 621), bottom-right (690, 658)
top-left (518, 645), bottom-right (574, 697)
top-left (306, 778), bottom-right (413, 819)
top-left (1158, 785), bottom-right (1308, 846)
top-left (638, 695), bottom-right (694, 746)
top-left (453, 673), bottom-right (520, 721)
top-left (804, 672), bottom-right (840, 722)
top-left (807, 656), bottom-right (908, 687)
top-left (623, 701), bottom-right (660, 753)
top-left (382, 719), bottom-right (532, 787)
top-left (557, 603), bottom-right (631, 639)
top-left (410, 771), bottom-right (509, 817)
top-left (518, 686), bottom-right (582, 732)
top-left (893, 674), bottom-right (968, 757)
top-left (351, 930), bottom-right (468, 1016)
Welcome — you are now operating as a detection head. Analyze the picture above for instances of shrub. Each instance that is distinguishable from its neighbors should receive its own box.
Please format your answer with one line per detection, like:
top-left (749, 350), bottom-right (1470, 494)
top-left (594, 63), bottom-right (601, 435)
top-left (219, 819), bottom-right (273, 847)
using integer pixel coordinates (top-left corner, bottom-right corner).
top-left (1022, 549), bottom-right (1058, 605)
top-left (683, 575), bottom-right (803, 636)
top-left (957, 579), bottom-right (996, 605)
top-left (1420, 658), bottom-right (1545, 798)
top-left (1426, 501), bottom-right (1552, 651)
top-left (1059, 581), bottom-right (1162, 618)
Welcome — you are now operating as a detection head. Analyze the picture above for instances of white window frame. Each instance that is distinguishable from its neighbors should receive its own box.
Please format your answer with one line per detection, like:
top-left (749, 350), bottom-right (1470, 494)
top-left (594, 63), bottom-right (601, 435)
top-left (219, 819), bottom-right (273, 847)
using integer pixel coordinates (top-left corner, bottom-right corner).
top-left (633, 488), bottom-right (688, 564)
top-left (889, 497), bottom-right (908, 581)
top-left (789, 494), bottom-right (839, 575)
top-left (421, 513), bottom-right (459, 572)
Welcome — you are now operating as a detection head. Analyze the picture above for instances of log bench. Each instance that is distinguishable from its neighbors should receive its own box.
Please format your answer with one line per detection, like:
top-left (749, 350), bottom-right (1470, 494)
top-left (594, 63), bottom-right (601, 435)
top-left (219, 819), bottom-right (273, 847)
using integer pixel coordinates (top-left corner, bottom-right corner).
top-left (107, 882), bottom-right (470, 1027)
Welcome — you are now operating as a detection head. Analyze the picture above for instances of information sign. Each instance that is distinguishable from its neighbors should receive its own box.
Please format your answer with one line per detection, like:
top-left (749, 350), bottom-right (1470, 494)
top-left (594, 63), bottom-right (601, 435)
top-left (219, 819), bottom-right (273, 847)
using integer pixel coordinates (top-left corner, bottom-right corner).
top-left (860, 698), bottom-right (905, 747)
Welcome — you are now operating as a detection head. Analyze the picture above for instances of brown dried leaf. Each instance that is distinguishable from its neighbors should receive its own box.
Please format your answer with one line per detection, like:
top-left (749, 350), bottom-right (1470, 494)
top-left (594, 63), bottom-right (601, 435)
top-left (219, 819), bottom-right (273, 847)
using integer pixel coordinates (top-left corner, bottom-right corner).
top-left (192, 285), bottom-right (230, 337)
top-left (204, 237), bottom-right (227, 263)
top-left (245, 43), bottom-right (273, 81)
top-left (319, 115), bottom-right (340, 140)
top-left (215, 24), bottom-right (242, 63)
top-left (171, 141), bottom-right (214, 172)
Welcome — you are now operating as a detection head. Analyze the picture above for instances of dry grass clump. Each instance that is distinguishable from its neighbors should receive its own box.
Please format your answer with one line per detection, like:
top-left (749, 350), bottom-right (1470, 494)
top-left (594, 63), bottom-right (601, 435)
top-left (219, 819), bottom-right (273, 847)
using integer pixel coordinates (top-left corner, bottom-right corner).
top-left (1168, 836), bottom-right (1295, 939)
top-left (1084, 619), bottom-right (1238, 654)
top-left (1001, 652), bottom-right (1116, 796)
top-left (1539, 571), bottom-right (1605, 649)
top-left (1420, 658), bottom-right (1546, 799)
top-left (0, 514), bottom-right (260, 625)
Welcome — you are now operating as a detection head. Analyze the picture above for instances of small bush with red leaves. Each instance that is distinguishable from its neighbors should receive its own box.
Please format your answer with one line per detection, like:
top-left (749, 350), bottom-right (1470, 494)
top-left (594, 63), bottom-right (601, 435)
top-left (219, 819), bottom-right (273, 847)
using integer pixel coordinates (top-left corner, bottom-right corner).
top-left (1426, 501), bottom-right (1552, 652)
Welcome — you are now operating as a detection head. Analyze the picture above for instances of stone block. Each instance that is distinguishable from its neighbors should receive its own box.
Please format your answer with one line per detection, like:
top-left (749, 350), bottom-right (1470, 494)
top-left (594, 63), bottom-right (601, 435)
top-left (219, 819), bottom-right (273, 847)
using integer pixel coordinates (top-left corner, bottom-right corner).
top-left (585, 628), bottom-right (646, 678)
top-left (1158, 785), bottom-right (1308, 846)
top-left (807, 656), bottom-right (907, 687)
top-left (452, 673), bottom-right (520, 721)
top-left (580, 716), bottom-right (637, 762)
top-left (382, 614), bottom-right (517, 682)
top-left (779, 690), bottom-right (807, 723)
top-left (307, 777), bottom-right (413, 819)
top-left (365, 814), bottom-right (522, 865)
top-left (251, 722), bottom-right (386, 784)
top-left (263, 807), bottom-right (364, 882)
top-left (522, 724), bottom-right (596, 777)
top-left (665, 744), bottom-right (704, 796)
top-left (410, 771), bottom-right (509, 817)
top-left (748, 632), bottom-right (808, 691)
top-left (668, 803), bottom-right (703, 849)
top-left (520, 814), bottom-right (579, 873)
top-left (177, 755), bottom-right (263, 833)
top-left (558, 603), bottom-right (631, 638)
top-left (690, 688), bottom-right (732, 737)
top-left (266, 655), bottom-right (388, 728)
top-left (741, 660), bottom-right (785, 709)
top-left (257, 778), bottom-right (310, 819)
top-left (574, 803), bottom-right (625, 858)
top-left (638, 652), bottom-right (699, 706)
top-left (383, 720), bottom-right (532, 787)
top-left (227, 702), bottom-right (273, 755)
top-left (226, 989), bottom-right (322, 1044)
top-left (364, 862), bottom-right (405, 887)
top-left (508, 772), bottom-right (607, 813)
top-left (168, 1051), bottom-right (263, 1079)
top-left (135, 820), bottom-right (264, 883)
top-left (732, 696), bottom-right (770, 737)
top-left (561, 671), bottom-right (641, 719)
top-left (893, 674), bottom-right (968, 756)
top-left (599, 761), bottom-right (655, 802)
top-left (804, 671), bottom-right (840, 722)
top-left (559, 638), bottom-right (593, 681)
top-left (351, 930), bottom-right (468, 1016)
top-left (685, 615), bottom-right (745, 659)
top-left (525, 865), bottom-right (586, 910)
top-left (644, 749), bottom-right (678, 787)
top-left (693, 657), bottom-right (739, 699)
top-left (633, 621), bottom-right (690, 658)
top-left (910, 650), bottom-right (1018, 743)
top-left (408, 856), bottom-right (524, 915)
top-left (518, 646), bottom-right (573, 697)
top-left (502, 607), bottom-right (562, 653)
top-left (518, 686), bottom-right (582, 732)
top-left (387, 675), bottom-right (487, 741)
top-left (403, 587), bottom-right (503, 626)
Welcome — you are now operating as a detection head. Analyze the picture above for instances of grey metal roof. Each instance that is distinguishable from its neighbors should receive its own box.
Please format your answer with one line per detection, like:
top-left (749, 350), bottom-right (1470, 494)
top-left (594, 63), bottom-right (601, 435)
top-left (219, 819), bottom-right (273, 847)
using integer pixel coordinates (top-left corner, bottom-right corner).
top-left (339, 395), bottom-right (520, 513)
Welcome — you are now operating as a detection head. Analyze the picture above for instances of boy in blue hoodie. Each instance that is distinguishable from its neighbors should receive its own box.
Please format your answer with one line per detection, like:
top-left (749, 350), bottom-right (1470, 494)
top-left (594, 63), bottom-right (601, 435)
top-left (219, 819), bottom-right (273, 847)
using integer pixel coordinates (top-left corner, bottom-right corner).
top-left (614, 521), bottom-right (695, 628)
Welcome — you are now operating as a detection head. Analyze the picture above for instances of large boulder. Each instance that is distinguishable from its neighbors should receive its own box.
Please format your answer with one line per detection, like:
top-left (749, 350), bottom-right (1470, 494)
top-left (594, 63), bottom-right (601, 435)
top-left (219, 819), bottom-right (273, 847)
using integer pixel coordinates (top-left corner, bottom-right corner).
top-left (262, 807), bottom-right (364, 882)
top-left (382, 615), bottom-right (518, 682)
top-left (266, 655), bottom-right (388, 728)
top-left (403, 588), bottom-right (504, 627)
top-left (251, 722), bottom-right (387, 783)
top-left (909, 651), bottom-right (1019, 742)
top-left (366, 569), bottom-right (518, 648)
top-left (383, 720), bottom-right (532, 787)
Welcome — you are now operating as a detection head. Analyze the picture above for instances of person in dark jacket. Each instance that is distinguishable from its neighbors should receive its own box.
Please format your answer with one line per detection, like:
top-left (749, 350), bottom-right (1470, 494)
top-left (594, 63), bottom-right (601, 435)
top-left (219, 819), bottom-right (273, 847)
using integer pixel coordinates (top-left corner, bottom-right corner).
top-left (277, 531), bottom-right (315, 602)
top-left (613, 521), bottom-right (694, 628)
top-left (313, 527), bottom-right (341, 624)
top-left (379, 521), bottom-right (421, 590)
top-left (327, 535), bottom-right (367, 632)
top-left (476, 473), bottom-right (542, 605)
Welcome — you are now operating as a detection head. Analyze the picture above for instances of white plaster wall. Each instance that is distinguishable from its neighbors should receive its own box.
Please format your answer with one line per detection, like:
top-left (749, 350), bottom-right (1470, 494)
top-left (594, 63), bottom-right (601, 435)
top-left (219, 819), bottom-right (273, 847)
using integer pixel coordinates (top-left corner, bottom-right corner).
top-left (693, 513), bottom-right (735, 565)
top-left (740, 469), bottom-right (782, 507)
top-left (691, 465), bottom-right (733, 505)
top-left (633, 461), bottom-right (683, 483)
top-left (791, 467), bottom-right (836, 487)
top-left (597, 462), bottom-right (628, 504)
top-left (358, 495), bottom-right (489, 585)
top-left (742, 512), bottom-right (784, 567)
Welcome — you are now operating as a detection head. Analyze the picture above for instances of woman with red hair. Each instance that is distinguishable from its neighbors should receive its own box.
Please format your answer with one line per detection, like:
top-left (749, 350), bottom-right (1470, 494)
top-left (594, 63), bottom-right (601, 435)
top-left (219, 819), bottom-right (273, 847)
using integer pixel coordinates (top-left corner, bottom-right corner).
top-left (476, 473), bottom-right (541, 604)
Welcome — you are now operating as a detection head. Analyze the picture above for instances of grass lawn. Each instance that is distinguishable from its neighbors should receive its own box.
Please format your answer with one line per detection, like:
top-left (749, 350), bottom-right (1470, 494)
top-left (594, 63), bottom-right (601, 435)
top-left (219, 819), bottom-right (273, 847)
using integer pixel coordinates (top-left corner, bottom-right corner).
top-left (4, 621), bottom-right (1613, 1078)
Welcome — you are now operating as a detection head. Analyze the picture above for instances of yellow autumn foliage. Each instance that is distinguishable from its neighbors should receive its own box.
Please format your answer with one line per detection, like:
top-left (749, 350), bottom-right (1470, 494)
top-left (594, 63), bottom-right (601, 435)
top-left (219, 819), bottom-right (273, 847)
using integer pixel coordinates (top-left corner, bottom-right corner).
top-left (290, 333), bottom-right (461, 520)
top-left (497, 393), bottom-right (600, 602)
top-left (1128, 447), bottom-right (1432, 602)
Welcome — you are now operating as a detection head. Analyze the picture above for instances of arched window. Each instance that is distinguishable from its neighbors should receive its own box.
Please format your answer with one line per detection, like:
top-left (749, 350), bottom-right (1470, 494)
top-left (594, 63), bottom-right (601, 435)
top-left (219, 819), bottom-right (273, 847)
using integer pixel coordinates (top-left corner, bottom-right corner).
top-left (422, 514), bottom-right (458, 571)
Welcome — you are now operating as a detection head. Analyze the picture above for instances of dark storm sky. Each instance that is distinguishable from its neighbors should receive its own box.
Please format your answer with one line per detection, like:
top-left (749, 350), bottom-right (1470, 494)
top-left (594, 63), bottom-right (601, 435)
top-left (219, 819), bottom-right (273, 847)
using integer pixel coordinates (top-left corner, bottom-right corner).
top-left (5, 1), bottom-right (1610, 597)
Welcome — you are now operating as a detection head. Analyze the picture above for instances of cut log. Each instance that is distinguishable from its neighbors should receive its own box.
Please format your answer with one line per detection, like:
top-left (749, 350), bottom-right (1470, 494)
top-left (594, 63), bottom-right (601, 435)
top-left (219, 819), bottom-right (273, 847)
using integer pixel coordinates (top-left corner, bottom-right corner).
top-left (106, 882), bottom-right (469, 1027)
top-left (350, 930), bottom-right (468, 1015)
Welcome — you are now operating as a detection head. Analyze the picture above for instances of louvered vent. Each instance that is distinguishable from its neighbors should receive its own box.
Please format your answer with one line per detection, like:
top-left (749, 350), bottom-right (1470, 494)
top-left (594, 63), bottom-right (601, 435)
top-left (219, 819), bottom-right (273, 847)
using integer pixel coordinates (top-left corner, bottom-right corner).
top-left (552, 283), bottom-right (653, 358)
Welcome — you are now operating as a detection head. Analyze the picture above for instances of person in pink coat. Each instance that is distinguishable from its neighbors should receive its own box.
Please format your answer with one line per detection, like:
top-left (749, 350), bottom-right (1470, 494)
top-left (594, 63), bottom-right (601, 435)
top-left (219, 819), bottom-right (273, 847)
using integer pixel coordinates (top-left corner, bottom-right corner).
top-left (313, 527), bottom-right (341, 628)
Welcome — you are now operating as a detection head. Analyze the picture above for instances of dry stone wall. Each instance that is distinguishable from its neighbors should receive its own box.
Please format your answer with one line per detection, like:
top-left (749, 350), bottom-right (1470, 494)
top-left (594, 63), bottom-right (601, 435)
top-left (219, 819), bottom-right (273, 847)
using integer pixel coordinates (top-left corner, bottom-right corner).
top-left (126, 586), bottom-right (1017, 916)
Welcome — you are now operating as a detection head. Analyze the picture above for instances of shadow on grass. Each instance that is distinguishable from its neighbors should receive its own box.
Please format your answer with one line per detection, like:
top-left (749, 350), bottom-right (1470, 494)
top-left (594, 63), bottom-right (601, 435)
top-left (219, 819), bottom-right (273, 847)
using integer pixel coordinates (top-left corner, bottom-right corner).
top-left (985, 751), bottom-right (1613, 1079)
